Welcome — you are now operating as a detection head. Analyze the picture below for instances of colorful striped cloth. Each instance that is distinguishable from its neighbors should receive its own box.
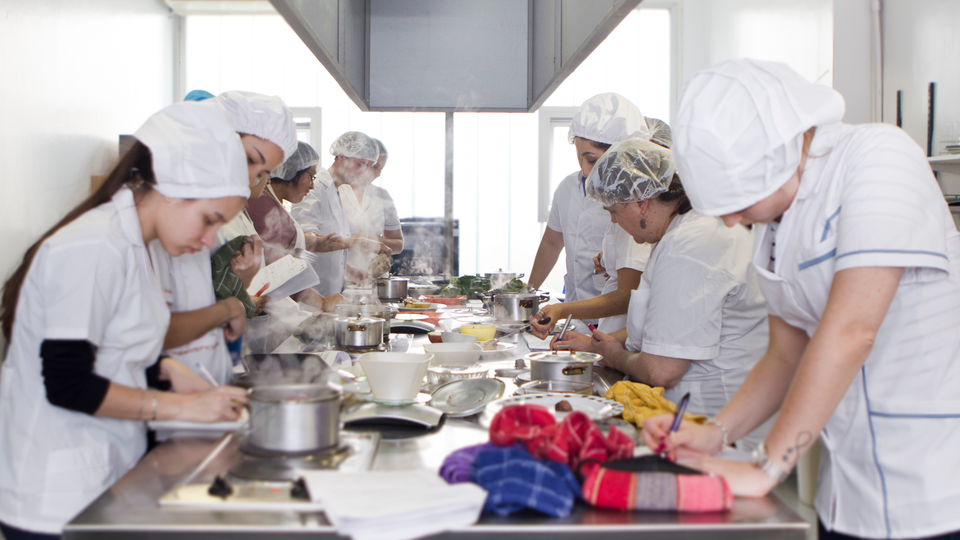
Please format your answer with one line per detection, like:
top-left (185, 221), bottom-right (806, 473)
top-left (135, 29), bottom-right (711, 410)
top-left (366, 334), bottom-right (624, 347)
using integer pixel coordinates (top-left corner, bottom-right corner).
top-left (581, 466), bottom-right (733, 513)
top-left (470, 444), bottom-right (582, 518)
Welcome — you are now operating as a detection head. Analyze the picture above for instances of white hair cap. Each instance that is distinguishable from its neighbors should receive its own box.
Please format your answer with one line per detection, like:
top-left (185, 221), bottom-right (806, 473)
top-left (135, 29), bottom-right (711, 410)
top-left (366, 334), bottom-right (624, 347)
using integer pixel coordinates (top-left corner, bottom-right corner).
top-left (134, 100), bottom-right (250, 199)
top-left (214, 90), bottom-right (298, 161)
top-left (330, 131), bottom-right (380, 163)
top-left (272, 141), bottom-right (319, 182)
top-left (568, 93), bottom-right (650, 145)
top-left (586, 137), bottom-right (675, 207)
top-left (673, 58), bottom-right (845, 216)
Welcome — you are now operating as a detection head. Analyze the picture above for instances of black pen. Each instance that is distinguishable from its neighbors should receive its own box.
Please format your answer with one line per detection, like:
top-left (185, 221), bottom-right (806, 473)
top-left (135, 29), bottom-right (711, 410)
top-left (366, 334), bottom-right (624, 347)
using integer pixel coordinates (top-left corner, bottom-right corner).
top-left (661, 392), bottom-right (691, 457)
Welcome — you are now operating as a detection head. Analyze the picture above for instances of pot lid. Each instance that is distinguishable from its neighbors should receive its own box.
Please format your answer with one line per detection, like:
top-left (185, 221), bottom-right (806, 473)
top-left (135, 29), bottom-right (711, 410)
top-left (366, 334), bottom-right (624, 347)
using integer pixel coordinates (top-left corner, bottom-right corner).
top-left (337, 314), bottom-right (386, 325)
top-left (525, 351), bottom-right (602, 364)
top-left (249, 383), bottom-right (340, 403)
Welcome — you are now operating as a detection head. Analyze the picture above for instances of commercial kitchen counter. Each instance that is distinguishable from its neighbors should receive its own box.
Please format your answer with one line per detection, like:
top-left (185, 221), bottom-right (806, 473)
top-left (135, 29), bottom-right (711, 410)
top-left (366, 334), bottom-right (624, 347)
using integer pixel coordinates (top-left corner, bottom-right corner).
top-left (63, 313), bottom-right (810, 540)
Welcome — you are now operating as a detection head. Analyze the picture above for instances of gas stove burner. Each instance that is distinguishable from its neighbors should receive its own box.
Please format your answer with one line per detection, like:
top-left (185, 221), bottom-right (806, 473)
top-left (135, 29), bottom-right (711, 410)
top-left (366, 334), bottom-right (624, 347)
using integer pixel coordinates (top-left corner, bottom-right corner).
top-left (339, 343), bottom-right (387, 354)
top-left (229, 443), bottom-right (353, 482)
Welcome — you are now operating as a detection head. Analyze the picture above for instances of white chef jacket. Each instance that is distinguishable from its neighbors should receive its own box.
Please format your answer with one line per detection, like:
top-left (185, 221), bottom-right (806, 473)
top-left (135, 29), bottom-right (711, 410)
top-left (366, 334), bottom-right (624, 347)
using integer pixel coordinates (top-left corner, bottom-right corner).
top-left (624, 211), bottom-right (770, 448)
top-left (339, 183), bottom-right (400, 271)
top-left (546, 171), bottom-right (609, 304)
top-left (0, 188), bottom-right (169, 533)
top-left (753, 122), bottom-right (960, 539)
top-left (597, 223), bottom-right (651, 333)
top-left (150, 245), bottom-right (232, 385)
top-left (291, 168), bottom-right (350, 296)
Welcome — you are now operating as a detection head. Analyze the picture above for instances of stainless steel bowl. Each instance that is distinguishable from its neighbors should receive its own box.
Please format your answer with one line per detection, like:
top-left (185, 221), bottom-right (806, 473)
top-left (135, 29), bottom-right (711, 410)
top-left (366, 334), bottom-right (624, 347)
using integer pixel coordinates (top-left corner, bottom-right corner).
top-left (247, 384), bottom-right (341, 453)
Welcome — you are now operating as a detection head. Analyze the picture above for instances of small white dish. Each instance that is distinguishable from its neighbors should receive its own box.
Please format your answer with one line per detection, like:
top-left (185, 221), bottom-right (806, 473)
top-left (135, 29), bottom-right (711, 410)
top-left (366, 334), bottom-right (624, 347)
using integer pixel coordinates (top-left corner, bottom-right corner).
top-left (423, 342), bottom-right (483, 366)
top-left (491, 394), bottom-right (623, 420)
top-left (441, 332), bottom-right (478, 344)
top-left (358, 352), bottom-right (433, 403)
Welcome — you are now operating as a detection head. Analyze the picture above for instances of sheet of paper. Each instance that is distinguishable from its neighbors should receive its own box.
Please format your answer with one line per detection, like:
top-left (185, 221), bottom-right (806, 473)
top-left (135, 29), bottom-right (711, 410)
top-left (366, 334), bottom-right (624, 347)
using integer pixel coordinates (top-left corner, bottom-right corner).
top-left (246, 255), bottom-right (320, 302)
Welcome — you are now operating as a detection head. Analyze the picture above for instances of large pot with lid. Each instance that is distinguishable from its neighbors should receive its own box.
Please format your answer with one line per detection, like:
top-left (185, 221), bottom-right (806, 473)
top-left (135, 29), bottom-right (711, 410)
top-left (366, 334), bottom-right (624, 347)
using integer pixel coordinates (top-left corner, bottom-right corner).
top-left (336, 305), bottom-right (396, 340)
top-left (335, 314), bottom-right (385, 348)
top-left (247, 384), bottom-right (341, 453)
top-left (376, 277), bottom-right (408, 301)
top-left (482, 291), bottom-right (549, 323)
top-left (525, 350), bottom-right (600, 385)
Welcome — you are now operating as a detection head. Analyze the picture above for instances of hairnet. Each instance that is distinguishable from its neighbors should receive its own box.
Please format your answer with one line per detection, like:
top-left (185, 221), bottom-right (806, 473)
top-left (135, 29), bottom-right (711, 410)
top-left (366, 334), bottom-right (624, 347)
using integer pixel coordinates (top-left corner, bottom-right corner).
top-left (329, 131), bottom-right (379, 163)
top-left (272, 141), bottom-right (319, 182)
top-left (568, 93), bottom-right (650, 145)
top-left (673, 58), bottom-right (845, 216)
top-left (644, 117), bottom-right (672, 148)
top-left (134, 100), bottom-right (250, 199)
top-left (373, 138), bottom-right (388, 158)
top-left (213, 90), bottom-right (298, 161)
top-left (585, 137), bottom-right (675, 207)
top-left (183, 89), bottom-right (214, 102)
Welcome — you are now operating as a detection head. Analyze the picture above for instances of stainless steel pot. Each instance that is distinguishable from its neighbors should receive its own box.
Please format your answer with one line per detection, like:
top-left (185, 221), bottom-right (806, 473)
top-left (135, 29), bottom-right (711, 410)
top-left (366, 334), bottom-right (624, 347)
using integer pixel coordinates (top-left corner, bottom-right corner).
top-left (408, 283), bottom-right (441, 298)
top-left (335, 315), bottom-right (385, 348)
top-left (526, 350), bottom-right (600, 385)
top-left (336, 305), bottom-right (396, 339)
top-left (483, 291), bottom-right (549, 323)
top-left (376, 277), bottom-right (409, 301)
top-left (483, 271), bottom-right (524, 282)
top-left (247, 384), bottom-right (340, 453)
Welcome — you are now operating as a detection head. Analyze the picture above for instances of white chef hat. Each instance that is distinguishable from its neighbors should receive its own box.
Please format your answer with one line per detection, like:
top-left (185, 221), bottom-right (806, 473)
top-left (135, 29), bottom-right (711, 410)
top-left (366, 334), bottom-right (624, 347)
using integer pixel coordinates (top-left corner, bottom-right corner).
top-left (272, 141), bottom-right (319, 182)
top-left (586, 137), bottom-right (675, 207)
top-left (214, 90), bottom-right (298, 161)
top-left (672, 58), bottom-right (845, 216)
top-left (330, 131), bottom-right (380, 163)
top-left (134, 100), bottom-right (250, 199)
top-left (568, 93), bottom-right (650, 145)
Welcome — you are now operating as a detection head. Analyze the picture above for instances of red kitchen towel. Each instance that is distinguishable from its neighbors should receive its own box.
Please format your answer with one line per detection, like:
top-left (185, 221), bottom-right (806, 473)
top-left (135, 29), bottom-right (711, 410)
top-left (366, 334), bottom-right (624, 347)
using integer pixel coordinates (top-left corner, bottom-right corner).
top-left (581, 466), bottom-right (733, 513)
top-left (489, 405), bottom-right (633, 471)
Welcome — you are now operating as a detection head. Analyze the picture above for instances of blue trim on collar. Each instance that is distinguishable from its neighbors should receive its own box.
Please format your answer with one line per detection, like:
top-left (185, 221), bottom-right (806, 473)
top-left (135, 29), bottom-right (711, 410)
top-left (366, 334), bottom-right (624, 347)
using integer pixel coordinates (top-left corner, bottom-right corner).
top-left (821, 206), bottom-right (842, 242)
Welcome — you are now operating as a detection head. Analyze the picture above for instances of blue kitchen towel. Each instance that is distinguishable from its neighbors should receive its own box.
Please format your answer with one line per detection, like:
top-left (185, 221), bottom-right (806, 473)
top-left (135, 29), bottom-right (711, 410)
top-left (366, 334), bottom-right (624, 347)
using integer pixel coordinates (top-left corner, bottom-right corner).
top-left (470, 444), bottom-right (582, 518)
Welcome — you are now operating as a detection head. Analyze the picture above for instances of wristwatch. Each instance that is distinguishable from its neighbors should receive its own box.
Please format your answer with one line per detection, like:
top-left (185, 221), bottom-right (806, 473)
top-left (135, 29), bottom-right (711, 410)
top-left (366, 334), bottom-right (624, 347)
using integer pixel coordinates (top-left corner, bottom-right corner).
top-left (751, 442), bottom-right (790, 483)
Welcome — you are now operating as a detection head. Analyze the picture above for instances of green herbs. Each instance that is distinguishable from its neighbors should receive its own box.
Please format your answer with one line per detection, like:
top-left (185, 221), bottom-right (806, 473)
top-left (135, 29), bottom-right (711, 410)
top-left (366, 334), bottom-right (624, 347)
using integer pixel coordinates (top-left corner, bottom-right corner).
top-left (440, 275), bottom-right (493, 298)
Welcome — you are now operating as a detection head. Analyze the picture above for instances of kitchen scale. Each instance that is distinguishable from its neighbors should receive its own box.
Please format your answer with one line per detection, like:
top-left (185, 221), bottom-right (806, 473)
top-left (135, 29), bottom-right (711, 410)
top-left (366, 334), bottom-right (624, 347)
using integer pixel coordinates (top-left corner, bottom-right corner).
top-left (342, 402), bottom-right (446, 440)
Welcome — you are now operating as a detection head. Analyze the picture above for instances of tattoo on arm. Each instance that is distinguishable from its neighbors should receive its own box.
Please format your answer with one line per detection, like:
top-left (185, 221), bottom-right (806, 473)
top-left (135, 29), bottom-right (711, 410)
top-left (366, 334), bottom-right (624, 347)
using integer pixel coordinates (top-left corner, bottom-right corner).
top-left (782, 431), bottom-right (814, 466)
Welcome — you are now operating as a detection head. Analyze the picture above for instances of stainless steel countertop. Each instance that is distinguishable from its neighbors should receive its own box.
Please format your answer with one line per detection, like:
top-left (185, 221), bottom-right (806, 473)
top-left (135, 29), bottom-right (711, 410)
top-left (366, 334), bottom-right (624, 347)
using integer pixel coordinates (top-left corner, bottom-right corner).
top-left (64, 317), bottom-right (810, 539)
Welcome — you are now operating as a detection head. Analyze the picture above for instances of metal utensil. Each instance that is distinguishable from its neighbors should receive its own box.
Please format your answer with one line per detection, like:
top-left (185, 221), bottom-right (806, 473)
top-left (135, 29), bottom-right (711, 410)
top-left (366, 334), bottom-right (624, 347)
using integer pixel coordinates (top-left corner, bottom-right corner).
top-left (259, 240), bottom-right (319, 263)
top-left (556, 317), bottom-right (574, 343)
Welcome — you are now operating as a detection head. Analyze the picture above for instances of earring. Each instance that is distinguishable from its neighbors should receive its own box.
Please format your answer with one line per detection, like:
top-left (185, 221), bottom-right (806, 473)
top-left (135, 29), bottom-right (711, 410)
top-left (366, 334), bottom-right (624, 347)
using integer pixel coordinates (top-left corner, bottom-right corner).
top-left (640, 218), bottom-right (647, 229)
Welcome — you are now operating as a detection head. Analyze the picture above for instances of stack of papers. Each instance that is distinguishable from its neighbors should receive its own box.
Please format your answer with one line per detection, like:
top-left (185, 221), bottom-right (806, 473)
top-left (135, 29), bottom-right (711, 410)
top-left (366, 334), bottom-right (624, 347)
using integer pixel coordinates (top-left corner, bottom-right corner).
top-left (301, 470), bottom-right (487, 540)
top-left (247, 254), bottom-right (320, 303)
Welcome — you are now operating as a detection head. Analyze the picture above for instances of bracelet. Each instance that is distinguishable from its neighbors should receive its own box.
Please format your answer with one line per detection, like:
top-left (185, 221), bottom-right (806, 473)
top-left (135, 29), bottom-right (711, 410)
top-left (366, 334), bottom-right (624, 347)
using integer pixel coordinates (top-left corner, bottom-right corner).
top-left (705, 417), bottom-right (729, 452)
top-left (150, 390), bottom-right (158, 422)
top-left (751, 442), bottom-right (791, 483)
top-left (137, 389), bottom-right (146, 421)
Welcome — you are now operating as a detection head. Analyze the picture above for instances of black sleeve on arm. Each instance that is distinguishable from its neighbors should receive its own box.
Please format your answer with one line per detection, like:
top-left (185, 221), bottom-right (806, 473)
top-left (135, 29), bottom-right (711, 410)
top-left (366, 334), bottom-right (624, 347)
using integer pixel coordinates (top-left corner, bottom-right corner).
top-left (146, 356), bottom-right (172, 392)
top-left (40, 340), bottom-right (110, 415)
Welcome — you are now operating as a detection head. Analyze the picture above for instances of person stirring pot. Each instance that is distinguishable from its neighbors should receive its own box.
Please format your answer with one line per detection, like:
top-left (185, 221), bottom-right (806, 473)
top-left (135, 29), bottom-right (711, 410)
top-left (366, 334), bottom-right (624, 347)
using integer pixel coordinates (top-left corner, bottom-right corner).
top-left (0, 100), bottom-right (250, 538)
top-left (647, 58), bottom-right (960, 540)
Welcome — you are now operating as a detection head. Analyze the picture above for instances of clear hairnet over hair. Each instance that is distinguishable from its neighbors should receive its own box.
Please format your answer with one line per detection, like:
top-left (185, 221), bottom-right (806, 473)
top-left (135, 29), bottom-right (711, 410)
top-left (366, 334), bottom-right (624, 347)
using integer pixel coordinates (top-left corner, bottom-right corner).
top-left (373, 138), bottom-right (388, 159)
top-left (673, 58), bottom-right (845, 216)
top-left (329, 131), bottom-right (379, 163)
top-left (568, 93), bottom-right (650, 145)
top-left (272, 141), bottom-right (319, 182)
top-left (644, 117), bottom-right (672, 148)
top-left (213, 90), bottom-right (298, 161)
top-left (585, 137), bottom-right (675, 207)
top-left (134, 100), bottom-right (249, 199)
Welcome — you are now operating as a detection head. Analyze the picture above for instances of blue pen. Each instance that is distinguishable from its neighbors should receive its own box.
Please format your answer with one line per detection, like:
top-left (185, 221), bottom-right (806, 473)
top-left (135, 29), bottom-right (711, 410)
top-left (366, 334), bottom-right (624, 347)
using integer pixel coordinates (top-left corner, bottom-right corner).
top-left (662, 392), bottom-right (691, 457)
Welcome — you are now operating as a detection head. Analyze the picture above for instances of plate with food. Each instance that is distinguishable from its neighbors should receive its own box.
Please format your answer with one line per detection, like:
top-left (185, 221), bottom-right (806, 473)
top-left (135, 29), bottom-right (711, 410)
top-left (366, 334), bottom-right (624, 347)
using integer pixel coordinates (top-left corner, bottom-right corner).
top-left (478, 341), bottom-right (518, 358)
top-left (490, 394), bottom-right (623, 420)
top-left (398, 299), bottom-right (442, 312)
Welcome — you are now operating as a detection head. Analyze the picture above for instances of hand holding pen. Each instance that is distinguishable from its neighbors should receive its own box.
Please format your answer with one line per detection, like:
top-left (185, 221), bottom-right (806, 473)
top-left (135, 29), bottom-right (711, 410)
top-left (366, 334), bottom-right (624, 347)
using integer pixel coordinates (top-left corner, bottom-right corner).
top-left (658, 392), bottom-right (691, 459)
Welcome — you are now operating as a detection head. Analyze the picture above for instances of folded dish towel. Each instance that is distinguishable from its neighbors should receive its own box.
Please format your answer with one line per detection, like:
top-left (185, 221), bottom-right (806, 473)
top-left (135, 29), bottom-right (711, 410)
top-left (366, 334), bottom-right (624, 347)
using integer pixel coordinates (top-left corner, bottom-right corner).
top-left (604, 381), bottom-right (707, 428)
top-left (489, 405), bottom-right (633, 471)
top-left (440, 443), bottom-right (497, 484)
top-left (471, 444), bottom-right (582, 518)
top-left (581, 466), bottom-right (733, 513)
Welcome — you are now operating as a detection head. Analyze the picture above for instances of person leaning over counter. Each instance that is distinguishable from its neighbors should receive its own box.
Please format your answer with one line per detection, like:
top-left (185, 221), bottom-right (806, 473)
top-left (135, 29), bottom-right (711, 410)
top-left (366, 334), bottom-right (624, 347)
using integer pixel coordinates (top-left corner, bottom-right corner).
top-left (554, 137), bottom-right (771, 450)
top-left (645, 58), bottom-right (960, 540)
top-left (528, 93), bottom-right (652, 310)
top-left (0, 101), bottom-right (251, 539)
top-left (290, 131), bottom-right (388, 294)
top-left (153, 90), bottom-right (295, 384)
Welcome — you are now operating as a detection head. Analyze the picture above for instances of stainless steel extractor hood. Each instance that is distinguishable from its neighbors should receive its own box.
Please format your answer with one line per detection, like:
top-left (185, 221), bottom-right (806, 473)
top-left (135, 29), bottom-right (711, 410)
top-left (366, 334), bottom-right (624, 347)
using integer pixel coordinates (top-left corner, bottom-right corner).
top-left (269, 0), bottom-right (642, 112)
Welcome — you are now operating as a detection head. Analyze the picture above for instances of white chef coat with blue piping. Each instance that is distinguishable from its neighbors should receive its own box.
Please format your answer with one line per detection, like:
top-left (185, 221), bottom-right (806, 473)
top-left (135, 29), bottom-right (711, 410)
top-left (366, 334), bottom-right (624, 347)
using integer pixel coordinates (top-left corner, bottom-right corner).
top-left (546, 171), bottom-right (609, 305)
top-left (624, 211), bottom-right (770, 449)
top-left (752, 122), bottom-right (960, 539)
top-left (0, 188), bottom-right (169, 534)
top-left (291, 167), bottom-right (350, 296)
top-left (597, 222), bottom-right (651, 333)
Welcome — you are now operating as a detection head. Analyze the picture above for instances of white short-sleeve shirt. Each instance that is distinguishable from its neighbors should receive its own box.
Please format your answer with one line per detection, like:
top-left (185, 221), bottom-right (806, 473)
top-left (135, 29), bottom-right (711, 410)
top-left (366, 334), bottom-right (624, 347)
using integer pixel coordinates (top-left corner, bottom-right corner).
top-left (546, 171), bottom-right (609, 303)
top-left (752, 122), bottom-right (960, 539)
top-left (597, 223), bottom-right (652, 332)
top-left (339, 183), bottom-right (400, 270)
top-left (624, 212), bottom-right (769, 440)
top-left (0, 189), bottom-right (168, 533)
top-left (291, 168), bottom-right (350, 296)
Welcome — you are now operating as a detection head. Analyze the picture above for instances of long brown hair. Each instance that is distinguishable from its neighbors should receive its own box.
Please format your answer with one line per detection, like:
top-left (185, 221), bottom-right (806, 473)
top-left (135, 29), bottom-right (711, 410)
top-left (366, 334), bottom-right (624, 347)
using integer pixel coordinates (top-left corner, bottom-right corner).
top-left (0, 141), bottom-right (155, 340)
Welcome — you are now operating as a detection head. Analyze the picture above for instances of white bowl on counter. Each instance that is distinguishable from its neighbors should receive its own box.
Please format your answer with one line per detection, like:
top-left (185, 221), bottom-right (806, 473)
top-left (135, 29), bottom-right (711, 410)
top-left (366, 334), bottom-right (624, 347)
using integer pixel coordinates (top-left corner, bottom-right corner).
top-left (441, 331), bottom-right (478, 344)
top-left (422, 342), bottom-right (483, 367)
top-left (357, 352), bottom-right (433, 403)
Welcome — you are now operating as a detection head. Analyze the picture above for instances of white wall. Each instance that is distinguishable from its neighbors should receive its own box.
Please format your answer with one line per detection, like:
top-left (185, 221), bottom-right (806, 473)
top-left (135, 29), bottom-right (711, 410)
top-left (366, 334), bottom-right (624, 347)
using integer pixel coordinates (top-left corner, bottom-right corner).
top-left (0, 0), bottom-right (175, 286)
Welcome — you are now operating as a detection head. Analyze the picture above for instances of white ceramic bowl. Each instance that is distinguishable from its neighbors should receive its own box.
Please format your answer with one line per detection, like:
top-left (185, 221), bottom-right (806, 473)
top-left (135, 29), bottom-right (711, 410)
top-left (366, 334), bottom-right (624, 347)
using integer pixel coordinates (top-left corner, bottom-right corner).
top-left (358, 352), bottom-right (433, 403)
top-left (441, 331), bottom-right (479, 344)
top-left (422, 342), bottom-right (483, 367)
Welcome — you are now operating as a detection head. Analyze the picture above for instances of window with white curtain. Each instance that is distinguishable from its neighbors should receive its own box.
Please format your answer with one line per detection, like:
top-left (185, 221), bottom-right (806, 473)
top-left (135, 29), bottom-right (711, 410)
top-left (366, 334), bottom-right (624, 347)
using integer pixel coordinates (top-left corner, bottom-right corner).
top-left (184, 5), bottom-right (675, 290)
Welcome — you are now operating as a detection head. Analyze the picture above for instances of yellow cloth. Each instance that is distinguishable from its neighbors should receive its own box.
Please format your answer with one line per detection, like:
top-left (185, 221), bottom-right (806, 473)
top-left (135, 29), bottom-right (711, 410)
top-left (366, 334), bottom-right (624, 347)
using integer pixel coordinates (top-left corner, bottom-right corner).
top-left (604, 381), bottom-right (707, 428)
